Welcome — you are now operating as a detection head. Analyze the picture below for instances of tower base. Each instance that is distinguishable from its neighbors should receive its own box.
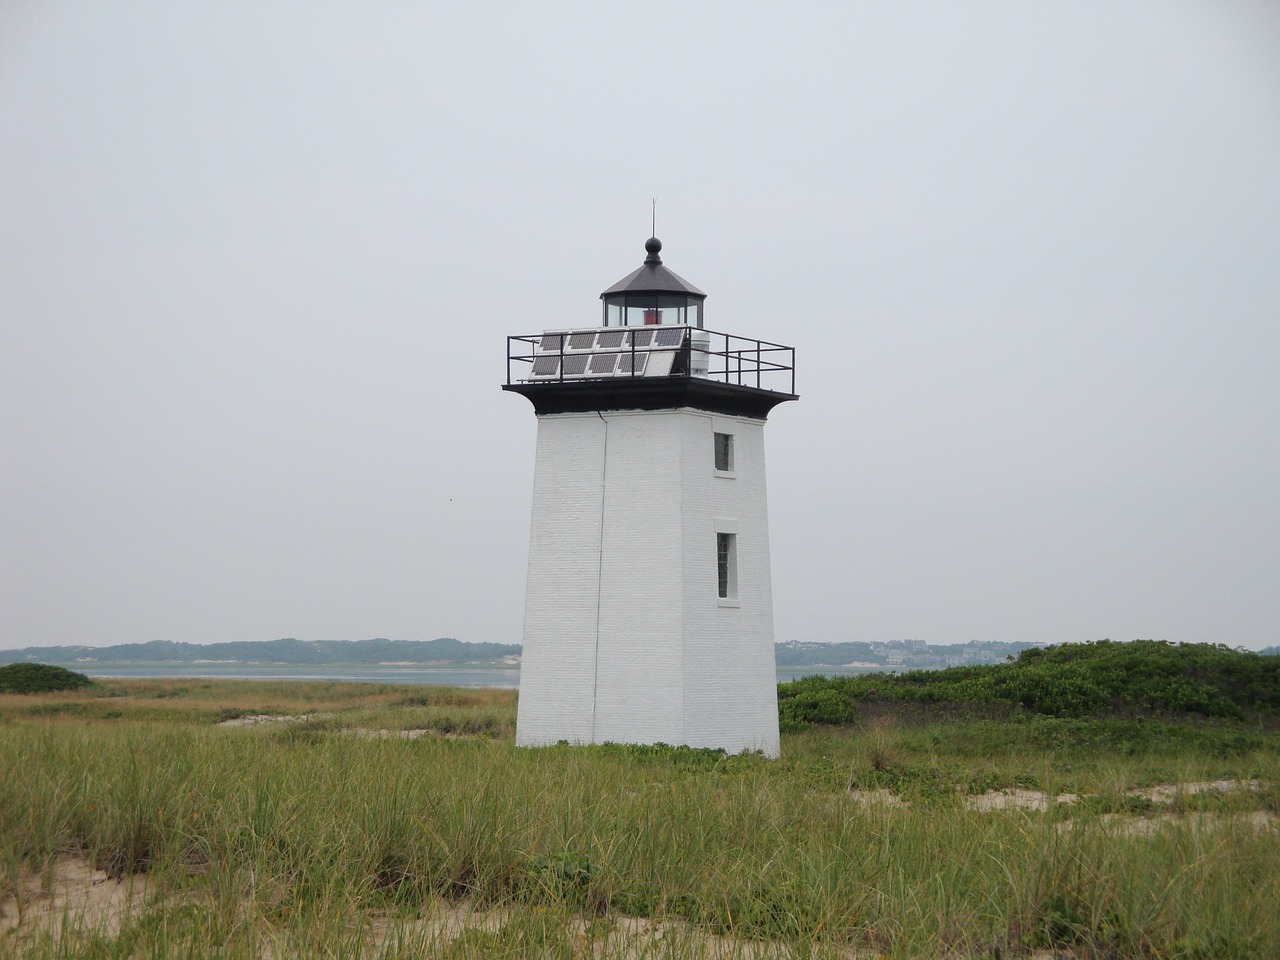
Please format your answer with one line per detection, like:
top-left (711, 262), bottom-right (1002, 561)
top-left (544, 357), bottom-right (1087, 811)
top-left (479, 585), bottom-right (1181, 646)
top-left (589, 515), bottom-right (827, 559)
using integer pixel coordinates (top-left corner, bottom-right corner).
top-left (515, 406), bottom-right (780, 758)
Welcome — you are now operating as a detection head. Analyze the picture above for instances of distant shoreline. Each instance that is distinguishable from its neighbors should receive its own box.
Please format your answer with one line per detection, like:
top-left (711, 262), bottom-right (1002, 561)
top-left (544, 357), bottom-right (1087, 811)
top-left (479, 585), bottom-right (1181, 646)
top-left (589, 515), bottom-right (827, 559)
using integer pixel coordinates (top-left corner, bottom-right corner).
top-left (16, 661), bottom-right (885, 688)
top-left (61, 662), bottom-right (524, 688)
top-left (0, 638), bottom-right (1062, 678)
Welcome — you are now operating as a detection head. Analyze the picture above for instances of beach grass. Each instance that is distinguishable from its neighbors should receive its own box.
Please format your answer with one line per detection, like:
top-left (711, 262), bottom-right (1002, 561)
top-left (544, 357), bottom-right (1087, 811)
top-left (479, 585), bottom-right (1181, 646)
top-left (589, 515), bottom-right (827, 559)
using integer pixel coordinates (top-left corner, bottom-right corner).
top-left (1, 679), bottom-right (1277, 958)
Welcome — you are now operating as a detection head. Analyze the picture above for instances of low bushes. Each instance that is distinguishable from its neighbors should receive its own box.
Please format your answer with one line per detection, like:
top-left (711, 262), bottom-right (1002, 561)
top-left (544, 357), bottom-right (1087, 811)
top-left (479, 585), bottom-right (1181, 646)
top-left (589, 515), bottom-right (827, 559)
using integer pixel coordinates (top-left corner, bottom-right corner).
top-left (0, 662), bottom-right (93, 694)
top-left (779, 640), bottom-right (1280, 728)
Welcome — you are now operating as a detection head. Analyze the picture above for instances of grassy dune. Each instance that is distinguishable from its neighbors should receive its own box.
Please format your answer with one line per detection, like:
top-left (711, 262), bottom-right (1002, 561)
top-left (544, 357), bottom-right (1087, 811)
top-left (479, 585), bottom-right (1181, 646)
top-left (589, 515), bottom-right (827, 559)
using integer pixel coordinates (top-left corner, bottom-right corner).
top-left (1, 678), bottom-right (1277, 958)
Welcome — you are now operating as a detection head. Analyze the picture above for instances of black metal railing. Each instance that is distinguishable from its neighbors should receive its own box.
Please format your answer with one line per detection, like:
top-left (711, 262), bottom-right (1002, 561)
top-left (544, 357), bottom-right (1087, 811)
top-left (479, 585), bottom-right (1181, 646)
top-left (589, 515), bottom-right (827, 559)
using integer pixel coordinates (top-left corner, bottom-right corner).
top-left (505, 325), bottom-right (795, 395)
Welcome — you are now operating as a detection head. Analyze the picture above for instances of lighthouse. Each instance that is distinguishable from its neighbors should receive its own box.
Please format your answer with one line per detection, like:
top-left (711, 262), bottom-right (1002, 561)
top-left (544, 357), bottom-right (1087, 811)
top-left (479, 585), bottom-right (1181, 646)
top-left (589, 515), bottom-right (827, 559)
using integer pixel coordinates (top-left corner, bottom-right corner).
top-left (503, 236), bottom-right (796, 757)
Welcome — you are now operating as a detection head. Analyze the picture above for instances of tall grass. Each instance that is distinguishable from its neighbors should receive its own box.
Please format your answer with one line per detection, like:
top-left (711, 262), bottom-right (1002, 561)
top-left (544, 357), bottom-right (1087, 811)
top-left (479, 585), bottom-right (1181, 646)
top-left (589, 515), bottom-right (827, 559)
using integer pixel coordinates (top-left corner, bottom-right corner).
top-left (1, 681), bottom-right (1277, 957)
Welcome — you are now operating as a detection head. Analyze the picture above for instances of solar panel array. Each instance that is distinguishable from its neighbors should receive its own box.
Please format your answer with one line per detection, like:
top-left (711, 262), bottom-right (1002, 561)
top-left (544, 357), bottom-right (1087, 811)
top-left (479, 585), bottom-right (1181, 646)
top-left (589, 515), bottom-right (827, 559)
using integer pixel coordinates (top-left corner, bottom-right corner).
top-left (528, 326), bottom-right (689, 380)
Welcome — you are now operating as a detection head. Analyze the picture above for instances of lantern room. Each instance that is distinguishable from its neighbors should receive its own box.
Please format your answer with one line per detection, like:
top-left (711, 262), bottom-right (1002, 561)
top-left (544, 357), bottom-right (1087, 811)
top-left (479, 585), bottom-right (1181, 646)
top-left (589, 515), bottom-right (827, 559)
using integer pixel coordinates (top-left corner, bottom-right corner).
top-left (600, 237), bottom-right (706, 327)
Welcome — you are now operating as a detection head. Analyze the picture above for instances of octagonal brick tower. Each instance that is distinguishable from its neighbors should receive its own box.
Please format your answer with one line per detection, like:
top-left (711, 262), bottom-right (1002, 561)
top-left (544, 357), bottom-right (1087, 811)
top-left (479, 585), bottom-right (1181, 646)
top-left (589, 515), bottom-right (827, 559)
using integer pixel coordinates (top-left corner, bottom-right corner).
top-left (503, 237), bottom-right (796, 757)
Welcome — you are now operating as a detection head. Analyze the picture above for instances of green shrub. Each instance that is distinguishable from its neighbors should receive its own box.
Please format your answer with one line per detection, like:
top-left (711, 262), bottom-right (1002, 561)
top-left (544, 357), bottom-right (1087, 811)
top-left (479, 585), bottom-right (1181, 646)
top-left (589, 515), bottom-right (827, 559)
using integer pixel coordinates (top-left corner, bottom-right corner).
top-left (778, 685), bottom-right (855, 728)
top-left (0, 662), bottom-right (93, 694)
top-left (777, 640), bottom-right (1280, 728)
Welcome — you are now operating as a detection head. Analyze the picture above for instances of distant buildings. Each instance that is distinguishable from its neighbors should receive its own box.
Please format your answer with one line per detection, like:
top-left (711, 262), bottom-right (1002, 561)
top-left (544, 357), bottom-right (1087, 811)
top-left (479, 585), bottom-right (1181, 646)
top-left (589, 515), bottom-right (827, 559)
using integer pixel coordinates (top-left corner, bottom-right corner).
top-left (773, 640), bottom-right (1039, 673)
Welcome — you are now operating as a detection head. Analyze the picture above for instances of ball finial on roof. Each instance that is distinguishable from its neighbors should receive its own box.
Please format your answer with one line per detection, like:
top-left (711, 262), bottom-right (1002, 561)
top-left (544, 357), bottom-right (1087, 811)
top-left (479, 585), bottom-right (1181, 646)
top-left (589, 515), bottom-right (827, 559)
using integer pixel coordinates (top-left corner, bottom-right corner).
top-left (644, 236), bottom-right (663, 264)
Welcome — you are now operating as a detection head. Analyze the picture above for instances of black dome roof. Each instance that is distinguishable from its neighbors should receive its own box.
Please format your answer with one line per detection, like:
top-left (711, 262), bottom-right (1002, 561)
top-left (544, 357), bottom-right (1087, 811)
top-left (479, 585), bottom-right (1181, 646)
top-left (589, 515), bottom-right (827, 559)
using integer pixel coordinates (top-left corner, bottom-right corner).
top-left (599, 237), bottom-right (707, 300)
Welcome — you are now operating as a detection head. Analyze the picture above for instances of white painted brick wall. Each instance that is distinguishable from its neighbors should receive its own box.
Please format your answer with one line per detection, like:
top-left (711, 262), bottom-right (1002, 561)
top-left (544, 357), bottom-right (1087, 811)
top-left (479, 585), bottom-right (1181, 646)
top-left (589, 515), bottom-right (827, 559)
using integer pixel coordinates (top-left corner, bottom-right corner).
top-left (680, 413), bottom-right (779, 756)
top-left (516, 407), bottom-right (780, 757)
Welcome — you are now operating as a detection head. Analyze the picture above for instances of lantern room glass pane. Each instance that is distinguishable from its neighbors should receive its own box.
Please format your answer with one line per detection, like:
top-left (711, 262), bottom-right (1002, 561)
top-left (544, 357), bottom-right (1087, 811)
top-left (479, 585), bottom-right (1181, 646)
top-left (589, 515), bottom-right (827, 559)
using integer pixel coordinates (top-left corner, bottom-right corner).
top-left (604, 294), bottom-right (704, 326)
top-left (620, 297), bottom-right (651, 326)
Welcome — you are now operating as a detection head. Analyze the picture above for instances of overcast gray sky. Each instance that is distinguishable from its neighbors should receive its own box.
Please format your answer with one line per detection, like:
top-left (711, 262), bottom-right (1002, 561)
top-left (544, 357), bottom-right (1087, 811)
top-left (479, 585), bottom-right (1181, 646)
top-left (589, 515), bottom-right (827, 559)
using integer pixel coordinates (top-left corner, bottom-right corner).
top-left (2, 2), bottom-right (1278, 652)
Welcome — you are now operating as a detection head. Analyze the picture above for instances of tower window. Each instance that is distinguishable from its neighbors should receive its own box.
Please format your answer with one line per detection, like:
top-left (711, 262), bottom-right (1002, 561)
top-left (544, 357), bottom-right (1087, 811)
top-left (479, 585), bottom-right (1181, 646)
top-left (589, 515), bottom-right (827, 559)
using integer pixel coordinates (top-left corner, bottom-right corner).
top-left (717, 533), bottom-right (738, 599)
top-left (714, 433), bottom-right (734, 472)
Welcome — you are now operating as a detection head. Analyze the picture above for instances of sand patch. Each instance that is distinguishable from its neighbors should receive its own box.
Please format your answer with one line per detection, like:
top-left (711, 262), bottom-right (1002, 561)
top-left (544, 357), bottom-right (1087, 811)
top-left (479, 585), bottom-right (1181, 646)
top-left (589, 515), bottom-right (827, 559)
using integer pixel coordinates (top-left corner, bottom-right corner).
top-left (340, 727), bottom-right (491, 742)
top-left (0, 860), bottom-right (1103, 959)
top-left (583, 915), bottom-right (816, 958)
top-left (0, 855), bottom-right (146, 937)
top-left (1061, 810), bottom-right (1279, 837)
top-left (345, 898), bottom-right (512, 959)
top-left (966, 789), bottom-right (1078, 812)
top-left (218, 721), bottom-right (483, 739)
top-left (343, 727), bottom-right (435, 739)
top-left (217, 714), bottom-right (309, 727)
top-left (346, 727), bottom-right (473, 740)
top-left (397, 909), bottom-right (847, 959)
top-left (1125, 779), bottom-right (1262, 803)
top-left (967, 779), bottom-right (1267, 813)
top-left (848, 788), bottom-right (909, 809)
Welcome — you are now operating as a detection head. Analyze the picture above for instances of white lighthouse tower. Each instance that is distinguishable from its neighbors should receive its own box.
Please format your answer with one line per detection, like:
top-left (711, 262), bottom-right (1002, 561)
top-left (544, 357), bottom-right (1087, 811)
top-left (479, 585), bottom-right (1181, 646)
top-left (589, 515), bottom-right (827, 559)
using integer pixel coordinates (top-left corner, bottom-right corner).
top-left (504, 236), bottom-right (796, 757)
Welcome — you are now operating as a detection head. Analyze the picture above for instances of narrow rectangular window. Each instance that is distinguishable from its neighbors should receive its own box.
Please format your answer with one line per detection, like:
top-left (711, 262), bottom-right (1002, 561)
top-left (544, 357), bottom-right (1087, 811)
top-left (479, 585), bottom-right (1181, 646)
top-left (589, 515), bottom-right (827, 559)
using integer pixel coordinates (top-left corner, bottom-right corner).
top-left (717, 532), bottom-right (737, 599)
top-left (714, 432), bottom-right (734, 472)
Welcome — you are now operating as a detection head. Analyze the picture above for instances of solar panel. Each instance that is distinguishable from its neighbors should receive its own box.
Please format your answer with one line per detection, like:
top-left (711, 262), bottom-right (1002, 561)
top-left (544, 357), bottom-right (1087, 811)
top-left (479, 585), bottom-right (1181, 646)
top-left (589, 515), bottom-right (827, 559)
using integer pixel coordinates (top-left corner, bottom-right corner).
top-left (588, 353), bottom-right (618, 375)
top-left (526, 325), bottom-right (693, 381)
top-left (618, 353), bottom-right (649, 375)
top-left (597, 330), bottom-right (625, 349)
top-left (531, 356), bottom-right (559, 376)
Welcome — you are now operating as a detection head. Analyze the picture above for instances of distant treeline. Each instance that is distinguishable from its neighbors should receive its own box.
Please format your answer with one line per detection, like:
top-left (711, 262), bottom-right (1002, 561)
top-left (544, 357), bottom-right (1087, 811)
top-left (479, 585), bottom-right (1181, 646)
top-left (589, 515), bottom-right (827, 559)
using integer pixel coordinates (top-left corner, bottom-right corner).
top-left (778, 640), bottom-right (1280, 728)
top-left (0, 637), bottom-right (520, 666)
